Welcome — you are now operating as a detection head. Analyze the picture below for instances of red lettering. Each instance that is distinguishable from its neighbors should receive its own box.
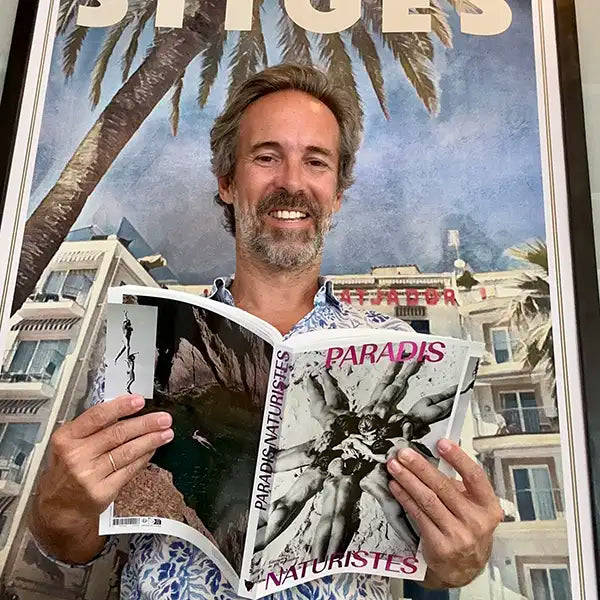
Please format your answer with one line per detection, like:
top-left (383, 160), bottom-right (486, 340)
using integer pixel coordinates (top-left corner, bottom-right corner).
top-left (401, 556), bottom-right (419, 574)
top-left (328, 552), bottom-right (344, 569)
top-left (266, 571), bottom-right (283, 589)
top-left (356, 288), bottom-right (367, 305)
top-left (425, 288), bottom-right (439, 305)
top-left (281, 566), bottom-right (298, 584)
top-left (416, 340), bottom-right (427, 361)
top-left (376, 342), bottom-right (395, 363)
top-left (425, 341), bottom-right (446, 362)
top-left (326, 347), bottom-right (344, 368)
top-left (385, 554), bottom-right (404, 573)
top-left (371, 289), bottom-right (384, 305)
top-left (444, 288), bottom-right (457, 305)
top-left (350, 551), bottom-right (369, 568)
top-left (406, 289), bottom-right (419, 306)
top-left (480, 287), bottom-right (487, 300)
top-left (396, 341), bottom-right (418, 361)
top-left (360, 344), bottom-right (378, 365)
top-left (386, 289), bottom-right (399, 305)
top-left (340, 289), bottom-right (352, 304)
top-left (340, 345), bottom-right (358, 366)
top-left (372, 552), bottom-right (385, 569)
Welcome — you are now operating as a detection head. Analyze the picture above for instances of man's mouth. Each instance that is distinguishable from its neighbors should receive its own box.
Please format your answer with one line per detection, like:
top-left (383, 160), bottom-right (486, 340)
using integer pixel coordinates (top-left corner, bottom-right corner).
top-left (268, 209), bottom-right (310, 221)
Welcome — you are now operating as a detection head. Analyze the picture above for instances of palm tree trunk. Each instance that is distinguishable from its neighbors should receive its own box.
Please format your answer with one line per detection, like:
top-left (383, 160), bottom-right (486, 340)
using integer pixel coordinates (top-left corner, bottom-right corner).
top-left (11, 23), bottom-right (211, 314)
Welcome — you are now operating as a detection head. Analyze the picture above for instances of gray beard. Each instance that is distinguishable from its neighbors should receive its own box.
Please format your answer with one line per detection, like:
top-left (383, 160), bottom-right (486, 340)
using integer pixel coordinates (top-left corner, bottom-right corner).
top-left (235, 197), bottom-right (333, 270)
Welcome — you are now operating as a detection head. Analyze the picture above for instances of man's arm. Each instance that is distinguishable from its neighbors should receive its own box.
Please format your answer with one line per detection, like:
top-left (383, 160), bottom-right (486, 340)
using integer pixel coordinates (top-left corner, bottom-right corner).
top-left (29, 394), bottom-right (174, 564)
top-left (275, 440), bottom-right (315, 472)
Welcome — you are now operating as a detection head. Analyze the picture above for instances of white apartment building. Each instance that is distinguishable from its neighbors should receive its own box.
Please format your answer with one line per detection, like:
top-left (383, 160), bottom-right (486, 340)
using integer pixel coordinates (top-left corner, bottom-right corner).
top-left (0, 236), bottom-right (159, 600)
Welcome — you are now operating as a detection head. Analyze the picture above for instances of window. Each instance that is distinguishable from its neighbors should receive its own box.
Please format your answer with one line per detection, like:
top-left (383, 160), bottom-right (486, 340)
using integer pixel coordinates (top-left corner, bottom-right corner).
top-left (40, 268), bottom-right (96, 306)
top-left (491, 327), bottom-right (519, 363)
top-left (529, 567), bottom-right (571, 600)
top-left (512, 466), bottom-right (556, 521)
top-left (500, 391), bottom-right (541, 433)
top-left (0, 423), bottom-right (39, 485)
top-left (5, 339), bottom-right (69, 386)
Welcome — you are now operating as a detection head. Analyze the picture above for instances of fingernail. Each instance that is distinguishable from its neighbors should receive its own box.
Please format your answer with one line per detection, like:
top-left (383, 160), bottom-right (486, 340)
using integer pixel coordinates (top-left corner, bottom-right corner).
top-left (161, 429), bottom-right (174, 442)
top-left (388, 459), bottom-right (402, 474)
top-left (131, 395), bottom-right (145, 408)
top-left (397, 448), bottom-right (417, 463)
top-left (438, 439), bottom-right (453, 453)
top-left (157, 414), bottom-right (172, 427)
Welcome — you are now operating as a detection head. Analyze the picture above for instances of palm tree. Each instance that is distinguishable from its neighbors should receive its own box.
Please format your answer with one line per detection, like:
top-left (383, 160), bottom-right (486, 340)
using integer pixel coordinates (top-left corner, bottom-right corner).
top-left (12, 0), bottom-right (466, 313)
top-left (506, 240), bottom-right (555, 402)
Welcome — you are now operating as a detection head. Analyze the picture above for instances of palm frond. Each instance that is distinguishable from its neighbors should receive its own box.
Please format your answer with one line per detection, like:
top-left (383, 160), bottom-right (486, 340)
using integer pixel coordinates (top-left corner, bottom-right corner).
top-left (277, 0), bottom-right (312, 65)
top-left (446, 0), bottom-right (481, 14)
top-left (507, 240), bottom-right (548, 273)
top-left (350, 21), bottom-right (389, 119)
top-left (362, 2), bottom-right (439, 115)
top-left (385, 33), bottom-right (439, 115)
top-left (318, 33), bottom-right (363, 121)
top-left (62, 24), bottom-right (89, 79)
top-left (197, 28), bottom-right (228, 108)
top-left (121, 0), bottom-right (157, 83)
top-left (170, 71), bottom-right (185, 136)
top-left (227, 1), bottom-right (268, 104)
top-left (89, 16), bottom-right (135, 108)
top-left (429, 0), bottom-right (453, 48)
top-left (57, 0), bottom-right (89, 36)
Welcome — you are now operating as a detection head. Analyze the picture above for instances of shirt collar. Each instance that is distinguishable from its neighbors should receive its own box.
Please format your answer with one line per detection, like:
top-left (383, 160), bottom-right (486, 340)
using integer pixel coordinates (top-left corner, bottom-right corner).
top-left (209, 275), bottom-right (341, 309)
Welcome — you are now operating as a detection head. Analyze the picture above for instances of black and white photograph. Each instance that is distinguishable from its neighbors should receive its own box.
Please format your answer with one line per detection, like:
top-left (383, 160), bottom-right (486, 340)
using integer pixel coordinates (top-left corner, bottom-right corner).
top-left (107, 294), bottom-right (273, 574)
top-left (253, 342), bottom-right (475, 576)
top-left (105, 303), bottom-right (157, 399)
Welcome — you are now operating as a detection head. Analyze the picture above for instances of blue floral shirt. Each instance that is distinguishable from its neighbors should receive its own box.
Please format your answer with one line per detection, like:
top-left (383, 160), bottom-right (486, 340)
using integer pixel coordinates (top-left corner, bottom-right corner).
top-left (53, 277), bottom-right (415, 600)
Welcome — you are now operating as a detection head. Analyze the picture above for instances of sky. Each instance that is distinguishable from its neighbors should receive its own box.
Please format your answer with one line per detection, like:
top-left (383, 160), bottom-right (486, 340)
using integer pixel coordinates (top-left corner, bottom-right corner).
top-left (28, 0), bottom-right (545, 283)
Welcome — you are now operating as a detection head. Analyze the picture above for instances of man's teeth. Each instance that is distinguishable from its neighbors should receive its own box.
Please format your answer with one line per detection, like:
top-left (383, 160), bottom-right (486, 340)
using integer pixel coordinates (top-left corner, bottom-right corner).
top-left (271, 210), bottom-right (308, 220)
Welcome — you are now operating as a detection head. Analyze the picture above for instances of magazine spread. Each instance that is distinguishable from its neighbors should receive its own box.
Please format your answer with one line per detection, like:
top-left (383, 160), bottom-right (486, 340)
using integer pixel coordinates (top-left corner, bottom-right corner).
top-left (100, 285), bottom-right (483, 598)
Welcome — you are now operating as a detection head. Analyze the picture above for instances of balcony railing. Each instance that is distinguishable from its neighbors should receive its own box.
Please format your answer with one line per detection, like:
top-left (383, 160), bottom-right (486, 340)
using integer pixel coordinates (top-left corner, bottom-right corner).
top-left (500, 487), bottom-right (563, 522)
top-left (477, 406), bottom-right (559, 438)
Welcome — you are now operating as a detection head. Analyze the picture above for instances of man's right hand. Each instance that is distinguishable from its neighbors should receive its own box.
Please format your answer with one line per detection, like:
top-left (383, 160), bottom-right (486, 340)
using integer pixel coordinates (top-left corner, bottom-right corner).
top-left (29, 394), bottom-right (173, 564)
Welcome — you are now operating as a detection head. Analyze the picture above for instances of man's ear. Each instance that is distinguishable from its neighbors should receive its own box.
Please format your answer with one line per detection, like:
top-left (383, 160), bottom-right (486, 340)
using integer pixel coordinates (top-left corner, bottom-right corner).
top-left (333, 191), bottom-right (343, 213)
top-left (218, 176), bottom-right (234, 205)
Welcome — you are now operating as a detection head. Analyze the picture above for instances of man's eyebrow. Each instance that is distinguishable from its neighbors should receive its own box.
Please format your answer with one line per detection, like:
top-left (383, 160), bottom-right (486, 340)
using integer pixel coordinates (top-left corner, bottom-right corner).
top-left (249, 141), bottom-right (335, 158)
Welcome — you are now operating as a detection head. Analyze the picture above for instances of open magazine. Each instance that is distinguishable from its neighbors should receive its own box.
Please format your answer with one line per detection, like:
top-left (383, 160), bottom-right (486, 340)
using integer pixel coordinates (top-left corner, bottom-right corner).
top-left (99, 285), bottom-right (483, 598)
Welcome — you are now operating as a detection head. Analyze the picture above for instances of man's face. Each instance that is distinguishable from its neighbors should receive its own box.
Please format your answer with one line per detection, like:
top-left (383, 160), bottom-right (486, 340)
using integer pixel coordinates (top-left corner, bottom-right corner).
top-left (218, 90), bottom-right (343, 269)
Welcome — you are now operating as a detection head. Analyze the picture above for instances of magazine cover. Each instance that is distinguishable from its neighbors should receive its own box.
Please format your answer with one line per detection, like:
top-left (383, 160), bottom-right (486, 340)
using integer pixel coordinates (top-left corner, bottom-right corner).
top-left (100, 285), bottom-right (482, 598)
top-left (0, 1), bottom-right (596, 600)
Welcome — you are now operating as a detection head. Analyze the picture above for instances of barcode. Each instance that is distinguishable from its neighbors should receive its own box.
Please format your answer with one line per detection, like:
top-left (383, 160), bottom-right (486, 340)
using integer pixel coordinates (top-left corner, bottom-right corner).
top-left (112, 517), bottom-right (141, 526)
top-left (112, 516), bottom-right (162, 527)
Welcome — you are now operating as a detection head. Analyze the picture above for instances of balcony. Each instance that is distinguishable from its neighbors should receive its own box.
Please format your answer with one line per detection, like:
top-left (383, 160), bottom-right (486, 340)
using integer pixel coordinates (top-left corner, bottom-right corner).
top-left (18, 291), bottom-right (85, 320)
top-left (473, 407), bottom-right (560, 453)
top-left (496, 488), bottom-right (567, 540)
top-left (0, 456), bottom-right (30, 497)
top-left (0, 372), bottom-right (56, 400)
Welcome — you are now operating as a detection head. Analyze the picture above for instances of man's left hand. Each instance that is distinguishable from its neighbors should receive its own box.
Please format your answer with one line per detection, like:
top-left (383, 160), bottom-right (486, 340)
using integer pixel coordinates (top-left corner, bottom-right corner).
top-left (386, 438), bottom-right (503, 589)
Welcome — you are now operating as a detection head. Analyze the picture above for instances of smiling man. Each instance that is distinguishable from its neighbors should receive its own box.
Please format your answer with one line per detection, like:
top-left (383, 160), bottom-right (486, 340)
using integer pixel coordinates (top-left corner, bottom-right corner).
top-left (30, 64), bottom-right (503, 600)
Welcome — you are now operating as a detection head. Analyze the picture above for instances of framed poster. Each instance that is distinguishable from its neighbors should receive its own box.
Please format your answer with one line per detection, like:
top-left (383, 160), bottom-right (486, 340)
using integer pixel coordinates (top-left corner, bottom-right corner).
top-left (0, 1), bottom-right (597, 600)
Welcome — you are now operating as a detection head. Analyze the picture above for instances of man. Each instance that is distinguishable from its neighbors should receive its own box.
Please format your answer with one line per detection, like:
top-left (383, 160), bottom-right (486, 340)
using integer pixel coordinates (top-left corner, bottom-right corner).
top-left (29, 64), bottom-right (503, 599)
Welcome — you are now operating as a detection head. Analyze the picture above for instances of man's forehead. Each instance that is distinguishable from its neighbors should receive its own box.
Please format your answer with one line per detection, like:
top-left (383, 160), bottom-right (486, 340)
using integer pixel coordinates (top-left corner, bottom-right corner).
top-left (237, 89), bottom-right (340, 150)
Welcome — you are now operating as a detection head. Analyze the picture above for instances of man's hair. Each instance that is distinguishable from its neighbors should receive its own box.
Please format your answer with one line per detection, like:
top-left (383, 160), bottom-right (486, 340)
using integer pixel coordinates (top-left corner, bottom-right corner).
top-left (210, 64), bottom-right (364, 235)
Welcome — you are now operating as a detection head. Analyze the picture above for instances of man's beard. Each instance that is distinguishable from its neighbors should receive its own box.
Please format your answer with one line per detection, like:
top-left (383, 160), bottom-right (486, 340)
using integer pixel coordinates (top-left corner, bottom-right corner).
top-left (235, 190), bottom-right (334, 269)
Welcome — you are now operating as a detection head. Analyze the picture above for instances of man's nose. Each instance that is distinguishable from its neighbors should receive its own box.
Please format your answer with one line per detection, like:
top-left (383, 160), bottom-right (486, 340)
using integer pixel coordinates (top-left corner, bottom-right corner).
top-left (276, 159), bottom-right (306, 194)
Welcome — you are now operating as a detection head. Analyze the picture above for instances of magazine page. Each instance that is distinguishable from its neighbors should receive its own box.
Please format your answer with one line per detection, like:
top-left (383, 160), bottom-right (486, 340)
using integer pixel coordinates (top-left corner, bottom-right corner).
top-left (242, 331), bottom-right (483, 598)
top-left (99, 285), bottom-right (280, 586)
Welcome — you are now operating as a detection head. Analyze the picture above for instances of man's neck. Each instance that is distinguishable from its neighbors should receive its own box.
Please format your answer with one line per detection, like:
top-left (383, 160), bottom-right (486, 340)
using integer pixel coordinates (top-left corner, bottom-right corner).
top-left (230, 253), bottom-right (322, 335)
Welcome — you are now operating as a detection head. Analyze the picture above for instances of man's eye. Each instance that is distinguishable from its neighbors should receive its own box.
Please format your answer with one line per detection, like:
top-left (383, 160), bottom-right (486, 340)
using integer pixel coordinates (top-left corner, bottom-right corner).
top-left (256, 155), bottom-right (275, 163)
top-left (309, 160), bottom-right (327, 168)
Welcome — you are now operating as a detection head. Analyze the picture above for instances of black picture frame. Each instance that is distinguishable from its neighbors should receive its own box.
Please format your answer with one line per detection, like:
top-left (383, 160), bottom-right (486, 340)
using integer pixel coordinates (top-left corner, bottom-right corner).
top-left (0, 0), bottom-right (40, 224)
top-left (554, 0), bottom-right (600, 584)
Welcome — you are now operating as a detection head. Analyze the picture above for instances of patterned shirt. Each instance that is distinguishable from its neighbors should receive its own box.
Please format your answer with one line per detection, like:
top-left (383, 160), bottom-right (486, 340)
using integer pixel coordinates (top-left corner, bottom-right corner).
top-left (50, 277), bottom-right (415, 600)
